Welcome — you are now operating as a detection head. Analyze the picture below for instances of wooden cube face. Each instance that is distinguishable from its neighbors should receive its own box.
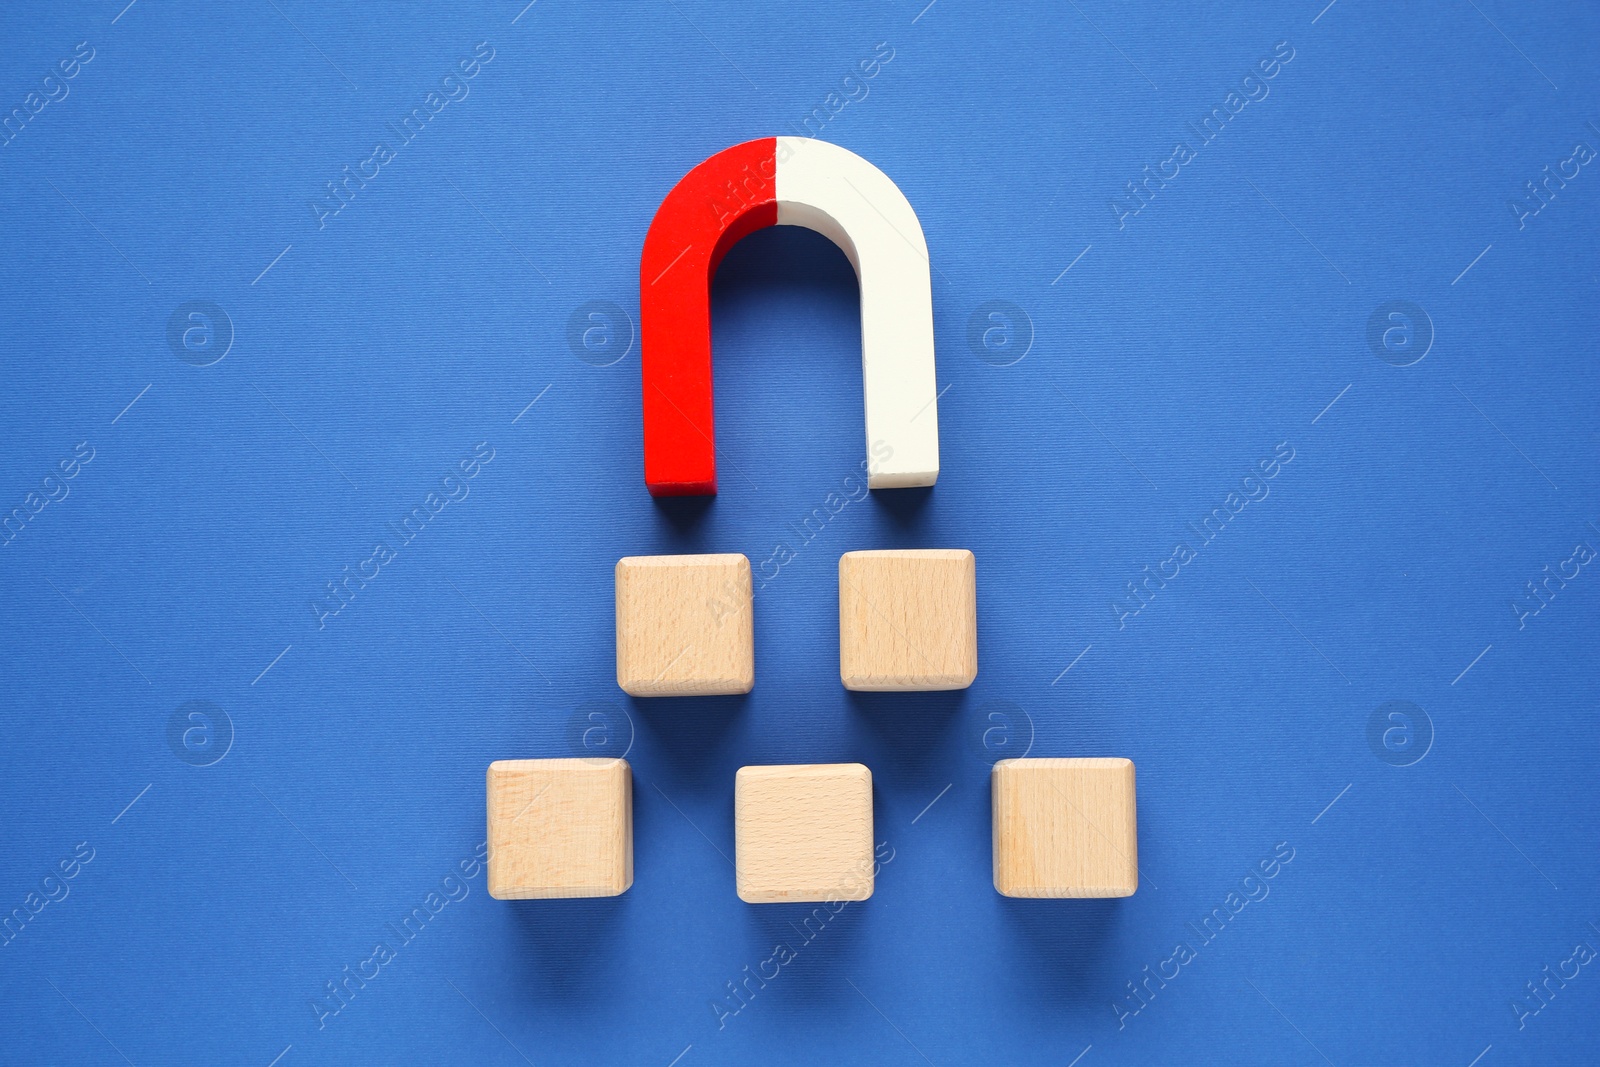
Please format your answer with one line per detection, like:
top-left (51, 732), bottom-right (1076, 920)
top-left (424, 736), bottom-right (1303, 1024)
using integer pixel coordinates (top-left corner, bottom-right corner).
top-left (992, 758), bottom-right (1138, 899)
top-left (486, 758), bottom-right (633, 899)
top-left (615, 553), bottom-right (753, 697)
top-left (838, 549), bottom-right (977, 691)
top-left (734, 764), bottom-right (874, 903)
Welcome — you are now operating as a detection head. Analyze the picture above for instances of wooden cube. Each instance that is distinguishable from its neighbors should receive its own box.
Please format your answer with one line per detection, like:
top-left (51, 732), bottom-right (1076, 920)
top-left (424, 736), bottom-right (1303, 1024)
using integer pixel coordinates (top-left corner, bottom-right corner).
top-left (734, 763), bottom-right (874, 903)
top-left (615, 553), bottom-right (754, 697)
top-left (838, 549), bottom-right (977, 691)
top-left (992, 758), bottom-right (1138, 898)
top-left (486, 758), bottom-right (632, 899)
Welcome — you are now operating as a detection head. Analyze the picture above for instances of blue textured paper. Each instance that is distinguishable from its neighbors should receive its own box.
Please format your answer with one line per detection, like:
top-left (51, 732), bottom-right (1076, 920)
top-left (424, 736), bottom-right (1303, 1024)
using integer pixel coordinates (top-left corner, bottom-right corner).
top-left (2, 2), bottom-right (1597, 1064)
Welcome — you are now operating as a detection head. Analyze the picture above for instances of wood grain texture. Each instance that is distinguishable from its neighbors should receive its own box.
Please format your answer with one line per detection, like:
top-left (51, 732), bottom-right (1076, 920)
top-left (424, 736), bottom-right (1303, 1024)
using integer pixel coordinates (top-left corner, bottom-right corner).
top-left (838, 549), bottom-right (977, 691)
top-left (734, 763), bottom-right (874, 904)
top-left (615, 553), bottom-right (753, 696)
top-left (992, 758), bottom-right (1137, 899)
top-left (486, 758), bottom-right (633, 900)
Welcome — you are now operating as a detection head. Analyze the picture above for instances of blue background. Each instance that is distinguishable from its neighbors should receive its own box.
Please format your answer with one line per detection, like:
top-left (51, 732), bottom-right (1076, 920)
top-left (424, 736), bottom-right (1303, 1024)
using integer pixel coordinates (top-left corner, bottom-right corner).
top-left (2, 1), bottom-right (1596, 1064)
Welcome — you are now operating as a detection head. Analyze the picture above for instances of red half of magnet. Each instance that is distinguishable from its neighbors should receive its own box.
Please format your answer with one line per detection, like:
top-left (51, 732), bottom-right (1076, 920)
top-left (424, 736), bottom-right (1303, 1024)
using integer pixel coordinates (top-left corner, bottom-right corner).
top-left (639, 137), bottom-right (779, 496)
